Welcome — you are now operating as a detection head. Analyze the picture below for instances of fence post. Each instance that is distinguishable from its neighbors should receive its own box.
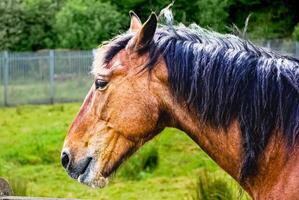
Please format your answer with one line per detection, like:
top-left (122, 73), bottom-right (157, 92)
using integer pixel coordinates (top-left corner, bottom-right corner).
top-left (49, 50), bottom-right (55, 104)
top-left (266, 40), bottom-right (271, 49)
top-left (3, 51), bottom-right (9, 107)
top-left (296, 42), bottom-right (299, 59)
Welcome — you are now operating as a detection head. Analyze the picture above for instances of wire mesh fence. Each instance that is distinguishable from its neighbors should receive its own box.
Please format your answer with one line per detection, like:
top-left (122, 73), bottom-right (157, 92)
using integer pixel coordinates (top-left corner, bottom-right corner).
top-left (0, 50), bottom-right (93, 106)
top-left (0, 40), bottom-right (299, 106)
top-left (254, 39), bottom-right (299, 58)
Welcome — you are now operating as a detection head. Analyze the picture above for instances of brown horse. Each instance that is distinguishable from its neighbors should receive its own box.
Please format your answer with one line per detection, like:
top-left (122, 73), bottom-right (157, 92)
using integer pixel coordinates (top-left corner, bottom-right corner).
top-left (61, 11), bottom-right (299, 199)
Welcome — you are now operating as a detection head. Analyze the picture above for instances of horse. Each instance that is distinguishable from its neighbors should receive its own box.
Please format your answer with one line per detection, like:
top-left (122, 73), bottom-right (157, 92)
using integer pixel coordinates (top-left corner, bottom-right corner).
top-left (61, 10), bottom-right (299, 199)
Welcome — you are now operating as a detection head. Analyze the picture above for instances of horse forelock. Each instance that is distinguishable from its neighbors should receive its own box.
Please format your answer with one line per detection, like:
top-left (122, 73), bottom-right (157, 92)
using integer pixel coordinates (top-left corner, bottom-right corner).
top-left (93, 23), bottom-right (299, 182)
top-left (91, 34), bottom-right (133, 76)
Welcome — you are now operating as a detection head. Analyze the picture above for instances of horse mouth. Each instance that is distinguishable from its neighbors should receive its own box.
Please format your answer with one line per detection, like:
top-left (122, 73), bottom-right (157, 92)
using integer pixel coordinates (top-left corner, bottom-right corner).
top-left (80, 157), bottom-right (92, 175)
top-left (77, 158), bottom-right (109, 188)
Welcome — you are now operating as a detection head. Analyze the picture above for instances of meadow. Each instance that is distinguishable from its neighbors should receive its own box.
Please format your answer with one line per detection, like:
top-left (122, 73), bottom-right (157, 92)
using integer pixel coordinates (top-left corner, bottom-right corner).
top-left (0, 103), bottom-right (249, 199)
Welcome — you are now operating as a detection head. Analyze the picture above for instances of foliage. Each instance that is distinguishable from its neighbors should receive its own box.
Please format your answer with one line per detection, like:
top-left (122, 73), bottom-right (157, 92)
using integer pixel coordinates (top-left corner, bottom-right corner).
top-left (230, 0), bottom-right (298, 39)
top-left (1, 0), bottom-right (299, 51)
top-left (109, 0), bottom-right (232, 31)
top-left (293, 23), bottom-right (299, 41)
top-left (0, 0), bottom-right (60, 51)
top-left (0, 0), bottom-right (23, 50)
top-left (54, 0), bottom-right (125, 49)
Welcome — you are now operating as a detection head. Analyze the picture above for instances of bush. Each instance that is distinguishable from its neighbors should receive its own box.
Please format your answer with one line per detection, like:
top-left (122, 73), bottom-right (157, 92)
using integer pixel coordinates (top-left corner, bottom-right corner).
top-left (195, 0), bottom-right (232, 31)
top-left (247, 9), bottom-right (294, 39)
top-left (0, 0), bottom-right (59, 51)
top-left (54, 0), bottom-right (125, 49)
top-left (110, 0), bottom-right (232, 31)
top-left (293, 23), bottom-right (299, 41)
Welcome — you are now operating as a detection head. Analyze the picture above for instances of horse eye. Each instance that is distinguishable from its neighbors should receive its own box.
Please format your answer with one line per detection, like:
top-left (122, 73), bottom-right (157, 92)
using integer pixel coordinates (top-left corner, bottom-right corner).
top-left (95, 79), bottom-right (108, 90)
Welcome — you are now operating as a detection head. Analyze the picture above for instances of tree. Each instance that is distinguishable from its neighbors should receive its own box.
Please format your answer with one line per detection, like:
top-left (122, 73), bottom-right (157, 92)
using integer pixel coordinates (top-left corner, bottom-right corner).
top-left (293, 24), bottom-right (299, 41)
top-left (0, 0), bottom-right (60, 51)
top-left (1, 0), bottom-right (299, 51)
top-left (54, 0), bottom-right (125, 49)
top-left (109, 0), bottom-right (232, 31)
top-left (194, 0), bottom-right (233, 31)
top-left (0, 0), bottom-right (26, 50)
top-left (229, 0), bottom-right (298, 39)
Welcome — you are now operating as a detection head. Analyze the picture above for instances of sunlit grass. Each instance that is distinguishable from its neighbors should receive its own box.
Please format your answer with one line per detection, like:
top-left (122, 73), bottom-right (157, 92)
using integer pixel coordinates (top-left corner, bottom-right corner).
top-left (0, 103), bottom-right (250, 199)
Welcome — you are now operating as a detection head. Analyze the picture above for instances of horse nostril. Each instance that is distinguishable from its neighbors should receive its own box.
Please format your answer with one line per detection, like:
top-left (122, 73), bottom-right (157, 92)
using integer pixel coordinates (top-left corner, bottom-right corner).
top-left (61, 151), bottom-right (70, 169)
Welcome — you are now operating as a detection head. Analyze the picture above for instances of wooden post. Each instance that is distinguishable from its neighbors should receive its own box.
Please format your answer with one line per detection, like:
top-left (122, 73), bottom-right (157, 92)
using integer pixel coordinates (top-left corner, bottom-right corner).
top-left (0, 197), bottom-right (79, 200)
top-left (0, 178), bottom-right (13, 196)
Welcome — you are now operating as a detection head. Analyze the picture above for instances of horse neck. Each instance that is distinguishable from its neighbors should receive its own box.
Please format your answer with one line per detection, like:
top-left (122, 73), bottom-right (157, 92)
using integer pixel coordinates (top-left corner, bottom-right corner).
top-left (163, 92), bottom-right (299, 198)
top-left (164, 96), bottom-right (242, 180)
top-left (153, 60), bottom-right (243, 180)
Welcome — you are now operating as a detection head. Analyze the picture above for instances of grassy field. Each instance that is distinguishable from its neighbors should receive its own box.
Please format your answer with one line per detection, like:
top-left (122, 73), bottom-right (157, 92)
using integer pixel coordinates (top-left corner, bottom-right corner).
top-left (0, 103), bottom-right (250, 199)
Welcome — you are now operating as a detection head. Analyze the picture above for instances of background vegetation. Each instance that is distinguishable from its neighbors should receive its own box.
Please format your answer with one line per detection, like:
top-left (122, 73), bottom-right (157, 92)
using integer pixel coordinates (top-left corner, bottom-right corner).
top-left (0, 0), bottom-right (299, 51)
top-left (0, 104), bottom-right (250, 199)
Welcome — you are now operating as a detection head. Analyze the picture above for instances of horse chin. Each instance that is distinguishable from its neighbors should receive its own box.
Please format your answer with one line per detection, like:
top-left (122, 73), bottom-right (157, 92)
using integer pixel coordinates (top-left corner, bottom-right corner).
top-left (77, 161), bottom-right (109, 189)
top-left (85, 176), bottom-right (109, 189)
top-left (78, 173), bottom-right (109, 189)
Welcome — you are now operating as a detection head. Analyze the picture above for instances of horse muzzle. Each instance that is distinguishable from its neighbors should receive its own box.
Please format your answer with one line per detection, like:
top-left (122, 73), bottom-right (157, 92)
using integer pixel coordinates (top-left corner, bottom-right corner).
top-left (61, 150), bottom-right (109, 188)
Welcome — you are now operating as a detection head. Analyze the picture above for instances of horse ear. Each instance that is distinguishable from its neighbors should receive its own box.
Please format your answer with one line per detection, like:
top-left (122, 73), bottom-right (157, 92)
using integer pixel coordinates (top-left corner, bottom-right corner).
top-left (129, 11), bottom-right (142, 33)
top-left (134, 12), bottom-right (157, 49)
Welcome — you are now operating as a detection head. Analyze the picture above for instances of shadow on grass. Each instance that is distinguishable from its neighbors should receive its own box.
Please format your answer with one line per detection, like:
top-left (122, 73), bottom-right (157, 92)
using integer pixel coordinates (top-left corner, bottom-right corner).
top-left (117, 145), bottom-right (159, 180)
top-left (7, 176), bottom-right (28, 196)
top-left (192, 170), bottom-right (251, 200)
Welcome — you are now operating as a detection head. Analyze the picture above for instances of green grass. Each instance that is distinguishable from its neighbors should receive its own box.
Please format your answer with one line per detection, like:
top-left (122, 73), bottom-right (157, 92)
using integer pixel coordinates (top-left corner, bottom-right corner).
top-left (0, 103), bottom-right (250, 199)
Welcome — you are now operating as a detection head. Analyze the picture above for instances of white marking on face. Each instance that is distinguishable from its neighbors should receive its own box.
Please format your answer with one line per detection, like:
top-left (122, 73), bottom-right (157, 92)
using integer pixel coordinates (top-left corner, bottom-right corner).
top-left (91, 47), bottom-right (107, 76)
top-left (110, 60), bottom-right (122, 70)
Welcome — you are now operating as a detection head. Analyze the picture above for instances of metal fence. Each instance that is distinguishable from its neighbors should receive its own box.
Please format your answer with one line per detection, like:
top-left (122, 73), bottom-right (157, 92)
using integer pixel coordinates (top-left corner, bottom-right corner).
top-left (0, 50), bottom-right (93, 106)
top-left (0, 40), bottom-right (299, 106)
top-left (254, 39), bottom-right (299, 58)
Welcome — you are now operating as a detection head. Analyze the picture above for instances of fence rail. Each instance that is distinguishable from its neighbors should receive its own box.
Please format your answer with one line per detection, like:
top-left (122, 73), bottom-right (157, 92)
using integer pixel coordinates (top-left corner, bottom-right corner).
top-left (0, 40), bottom-right (299, 107)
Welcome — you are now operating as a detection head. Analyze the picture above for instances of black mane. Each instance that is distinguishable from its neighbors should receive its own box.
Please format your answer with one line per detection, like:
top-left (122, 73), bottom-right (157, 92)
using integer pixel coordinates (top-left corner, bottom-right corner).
top-left (101, 24), bottom-right (299, 182)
